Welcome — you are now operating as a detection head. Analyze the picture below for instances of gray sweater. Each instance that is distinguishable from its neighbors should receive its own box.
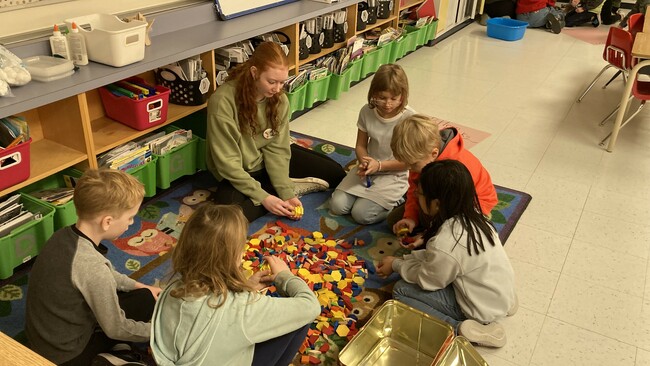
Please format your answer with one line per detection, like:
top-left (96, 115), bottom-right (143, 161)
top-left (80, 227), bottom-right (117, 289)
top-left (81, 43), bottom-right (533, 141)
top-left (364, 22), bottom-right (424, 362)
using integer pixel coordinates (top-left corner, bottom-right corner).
top-left (25, 226), bottom-right (150, 364)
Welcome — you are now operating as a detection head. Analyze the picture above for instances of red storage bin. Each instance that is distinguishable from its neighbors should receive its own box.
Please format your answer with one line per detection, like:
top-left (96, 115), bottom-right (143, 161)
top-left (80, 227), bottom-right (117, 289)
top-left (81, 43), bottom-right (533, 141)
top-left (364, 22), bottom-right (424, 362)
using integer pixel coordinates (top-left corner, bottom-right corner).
top-left (0, 138), bottom-right (31, 191)
top-left (99, 77), bottom-right (171, 131)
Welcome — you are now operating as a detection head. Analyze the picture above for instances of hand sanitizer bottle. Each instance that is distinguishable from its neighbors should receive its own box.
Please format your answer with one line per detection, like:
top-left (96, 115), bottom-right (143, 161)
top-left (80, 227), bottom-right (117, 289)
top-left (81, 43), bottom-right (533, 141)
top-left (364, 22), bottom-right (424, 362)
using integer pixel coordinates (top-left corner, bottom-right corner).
top-left (68, 22), bottom-right (89, 65)
top-left (49, 24), bottom-right (70, 60)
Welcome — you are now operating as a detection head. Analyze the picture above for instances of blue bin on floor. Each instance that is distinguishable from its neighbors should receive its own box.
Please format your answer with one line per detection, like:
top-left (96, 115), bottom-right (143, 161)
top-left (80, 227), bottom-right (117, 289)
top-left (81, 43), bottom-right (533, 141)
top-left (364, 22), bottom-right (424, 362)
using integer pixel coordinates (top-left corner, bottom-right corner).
top-left (486, 18), bottom-right (528, 41)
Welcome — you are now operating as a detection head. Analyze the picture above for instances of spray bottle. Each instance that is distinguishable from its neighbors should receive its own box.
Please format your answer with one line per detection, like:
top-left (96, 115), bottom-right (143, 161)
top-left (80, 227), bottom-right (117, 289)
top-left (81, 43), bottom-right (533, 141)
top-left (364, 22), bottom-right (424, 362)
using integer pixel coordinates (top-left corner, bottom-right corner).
top-left (49, 24), bottom-right (70, 60)
top-left (68, 22), bottom-right (88, 65)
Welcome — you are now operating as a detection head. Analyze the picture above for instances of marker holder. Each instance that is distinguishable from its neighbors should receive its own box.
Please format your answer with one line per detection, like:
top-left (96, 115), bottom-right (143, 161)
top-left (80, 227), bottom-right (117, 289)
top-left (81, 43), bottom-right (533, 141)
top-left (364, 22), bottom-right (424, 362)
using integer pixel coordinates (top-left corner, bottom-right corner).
top-left (99, 76), bottom-right (171, 131)
top-left (155, 68), bottom-right (210, 106)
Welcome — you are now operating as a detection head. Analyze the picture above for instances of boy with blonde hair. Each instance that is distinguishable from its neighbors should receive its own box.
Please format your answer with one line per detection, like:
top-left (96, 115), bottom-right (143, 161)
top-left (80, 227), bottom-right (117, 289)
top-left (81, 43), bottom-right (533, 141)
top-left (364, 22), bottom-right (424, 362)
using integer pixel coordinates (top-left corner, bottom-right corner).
top-left (388, 114), bottom-right (498, 244)
top-left (26, 169), bottom-right (161, 366)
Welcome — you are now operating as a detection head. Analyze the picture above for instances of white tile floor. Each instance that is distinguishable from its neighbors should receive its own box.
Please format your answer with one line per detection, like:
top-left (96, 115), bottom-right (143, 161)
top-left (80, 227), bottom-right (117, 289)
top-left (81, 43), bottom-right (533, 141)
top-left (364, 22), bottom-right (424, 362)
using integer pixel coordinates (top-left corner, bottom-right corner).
top-left (290, 23), bottom-right (650, 366)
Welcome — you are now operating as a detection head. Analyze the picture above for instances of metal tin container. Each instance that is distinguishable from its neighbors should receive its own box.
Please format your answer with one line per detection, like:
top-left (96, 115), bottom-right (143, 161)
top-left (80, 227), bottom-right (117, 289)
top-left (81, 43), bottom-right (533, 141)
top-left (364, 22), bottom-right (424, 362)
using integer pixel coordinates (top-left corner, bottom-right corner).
top-left (338, 300), bottom-right (454, 366)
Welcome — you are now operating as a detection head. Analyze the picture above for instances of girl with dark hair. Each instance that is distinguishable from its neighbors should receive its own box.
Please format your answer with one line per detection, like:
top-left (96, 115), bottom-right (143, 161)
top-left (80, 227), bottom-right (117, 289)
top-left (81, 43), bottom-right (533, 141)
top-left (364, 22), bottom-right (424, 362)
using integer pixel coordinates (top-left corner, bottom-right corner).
top-left (377, 160), bottom-right (517, 348)
top-left (206, 42), bottom-right (345, 222)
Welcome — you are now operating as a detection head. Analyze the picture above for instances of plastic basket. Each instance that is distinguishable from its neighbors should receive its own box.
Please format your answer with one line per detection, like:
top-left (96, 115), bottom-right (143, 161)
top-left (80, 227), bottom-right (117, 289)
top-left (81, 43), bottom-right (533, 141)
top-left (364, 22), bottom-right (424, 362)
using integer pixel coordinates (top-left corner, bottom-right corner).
top-left (361, 48), bottom-right (384, 78)
top-left (99, 77), bottom-right (171, 131)
top-left (127, 156), bottom-right (157, 198)
top-left (305, 74), bottom-right (331, 109)
top-left (486, 18), bottom-right (528, 41)
top-left (154, 127), bottom-right (198, 189)
top-left (348, 58), bottom-right (363, 83)
top-left (426, 19), bottom-right (439, 43)
top-left (0, 195), bottom-right (55, 279)
top-left (64, 14), bottom-right (147, 67)
top-left (21, 169), bottom-right (82, 231)
top-left (404, 27), bottom-right (422, 53)
top-left (328, 67), bottom-right (352, 100)
top-left (390, 36), bottom-right (408, 62)
top-left (406, 25), bottom-right (427, 47)
top-left (0, 138), bottom-right (31, 192)
top-left (172, 110), bottom-right (208, 171)
top-left (155, 68), bottom-right (209, 106)
top-left (286, 83), bottom-right (307, 115)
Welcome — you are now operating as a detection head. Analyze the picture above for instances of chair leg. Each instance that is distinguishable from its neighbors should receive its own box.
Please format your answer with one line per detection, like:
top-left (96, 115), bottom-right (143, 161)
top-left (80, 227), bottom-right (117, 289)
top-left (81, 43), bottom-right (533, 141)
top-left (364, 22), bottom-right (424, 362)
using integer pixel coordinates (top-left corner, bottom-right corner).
top-left (603, 70), bottom-right (622, 89)
top-left (599, 95), bottom-right (634, 126)
top-left (599, 101), bottom-right (646, 146)
top-left (577, 65), bottom-right (613, 102)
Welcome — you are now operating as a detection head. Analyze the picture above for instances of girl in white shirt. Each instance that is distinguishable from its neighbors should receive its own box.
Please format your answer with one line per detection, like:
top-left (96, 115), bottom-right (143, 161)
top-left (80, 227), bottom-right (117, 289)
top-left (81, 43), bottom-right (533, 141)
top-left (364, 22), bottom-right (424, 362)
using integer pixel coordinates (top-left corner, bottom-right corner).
top-left (377, 160), bottom-right (516, 348)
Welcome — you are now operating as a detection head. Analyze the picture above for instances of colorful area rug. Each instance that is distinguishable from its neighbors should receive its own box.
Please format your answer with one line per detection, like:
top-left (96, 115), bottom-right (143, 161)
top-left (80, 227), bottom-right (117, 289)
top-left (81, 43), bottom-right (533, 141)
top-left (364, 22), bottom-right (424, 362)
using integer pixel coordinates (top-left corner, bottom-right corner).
top-left (562, 25), bottom-right (610, 45)
top-left (0, 131), bottom-right (531, 364)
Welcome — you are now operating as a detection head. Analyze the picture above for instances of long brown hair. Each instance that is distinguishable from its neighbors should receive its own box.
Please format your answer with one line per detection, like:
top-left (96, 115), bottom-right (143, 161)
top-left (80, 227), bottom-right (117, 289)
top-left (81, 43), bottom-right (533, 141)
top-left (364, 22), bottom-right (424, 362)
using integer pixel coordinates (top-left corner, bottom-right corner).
top-left (226, 42), bottom-right (289, 135)
top-left (170, 204), bottom-right (252, 308)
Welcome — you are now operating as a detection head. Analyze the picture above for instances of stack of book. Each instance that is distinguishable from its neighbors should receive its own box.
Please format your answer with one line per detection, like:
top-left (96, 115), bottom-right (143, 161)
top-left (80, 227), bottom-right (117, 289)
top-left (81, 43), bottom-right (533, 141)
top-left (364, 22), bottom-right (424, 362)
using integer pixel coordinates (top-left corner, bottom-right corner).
top-left (0, 116), bottom-right (29, 150)
top-left (97, 129), bottom-right (192, 172)
top-left (0, 194), bottom-right (40, 237)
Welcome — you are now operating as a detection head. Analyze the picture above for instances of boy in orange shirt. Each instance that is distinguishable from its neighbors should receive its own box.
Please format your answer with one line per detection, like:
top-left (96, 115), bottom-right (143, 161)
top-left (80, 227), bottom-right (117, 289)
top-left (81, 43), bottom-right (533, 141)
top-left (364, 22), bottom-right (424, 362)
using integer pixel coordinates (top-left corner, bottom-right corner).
top-left (388, 114), bottom-right (498, 247)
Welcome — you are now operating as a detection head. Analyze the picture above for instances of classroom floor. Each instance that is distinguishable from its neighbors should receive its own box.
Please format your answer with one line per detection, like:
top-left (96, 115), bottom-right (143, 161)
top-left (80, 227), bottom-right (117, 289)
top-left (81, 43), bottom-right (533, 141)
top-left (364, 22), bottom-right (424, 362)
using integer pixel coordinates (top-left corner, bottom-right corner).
top-left (290, 23), bottom-right (650, 366)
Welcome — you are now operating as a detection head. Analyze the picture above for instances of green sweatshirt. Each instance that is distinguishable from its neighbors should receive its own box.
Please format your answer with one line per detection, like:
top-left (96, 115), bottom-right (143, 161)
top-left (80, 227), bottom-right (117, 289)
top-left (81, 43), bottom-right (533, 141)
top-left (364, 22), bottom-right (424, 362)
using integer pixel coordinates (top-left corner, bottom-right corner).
top-left (206, 81), bottom-right (294, 205)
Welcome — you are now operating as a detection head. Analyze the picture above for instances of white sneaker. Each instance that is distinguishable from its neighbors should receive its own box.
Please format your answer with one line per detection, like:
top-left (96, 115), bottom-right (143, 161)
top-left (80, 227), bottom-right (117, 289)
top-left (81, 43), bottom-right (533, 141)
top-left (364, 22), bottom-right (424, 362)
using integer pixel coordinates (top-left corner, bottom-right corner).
top-left (458, 320), bottom-right (507, 348)
top-left (292, 177), bottom-right (329, 197)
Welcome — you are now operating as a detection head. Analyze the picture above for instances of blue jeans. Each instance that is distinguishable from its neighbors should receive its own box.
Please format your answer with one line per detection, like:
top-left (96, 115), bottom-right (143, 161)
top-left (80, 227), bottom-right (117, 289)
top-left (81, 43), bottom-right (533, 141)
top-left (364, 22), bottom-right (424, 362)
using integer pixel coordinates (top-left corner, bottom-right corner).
top-left (329, 190), bottom-right (389, 225)
top-left (392, 280), bottom-right (467, 332)
top-left (517, 7), bottom-right (563, 28)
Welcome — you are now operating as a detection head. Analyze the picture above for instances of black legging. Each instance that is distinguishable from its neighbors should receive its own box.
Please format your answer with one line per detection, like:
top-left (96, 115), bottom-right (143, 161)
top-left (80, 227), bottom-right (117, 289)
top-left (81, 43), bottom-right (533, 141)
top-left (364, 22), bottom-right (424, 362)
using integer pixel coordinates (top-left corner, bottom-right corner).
top-left (252, 324), bottom-right (310, 366)
top-left (60, 288), bottom-right (155, 366)
top-left (211, 143), bottom-right (346, 222)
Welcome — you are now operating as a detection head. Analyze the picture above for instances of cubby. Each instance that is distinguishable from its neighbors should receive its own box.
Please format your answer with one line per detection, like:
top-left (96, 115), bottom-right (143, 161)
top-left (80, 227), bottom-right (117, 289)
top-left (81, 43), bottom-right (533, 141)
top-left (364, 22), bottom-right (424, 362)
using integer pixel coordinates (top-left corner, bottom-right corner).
top-left (0, 0), bottom-right (436, 200)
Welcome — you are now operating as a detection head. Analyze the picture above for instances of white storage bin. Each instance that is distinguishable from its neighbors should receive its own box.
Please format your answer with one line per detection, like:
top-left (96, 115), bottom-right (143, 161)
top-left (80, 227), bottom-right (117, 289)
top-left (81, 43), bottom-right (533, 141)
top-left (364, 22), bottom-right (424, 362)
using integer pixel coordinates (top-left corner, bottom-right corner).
top-left (64, 14), bottom-right (147, 67)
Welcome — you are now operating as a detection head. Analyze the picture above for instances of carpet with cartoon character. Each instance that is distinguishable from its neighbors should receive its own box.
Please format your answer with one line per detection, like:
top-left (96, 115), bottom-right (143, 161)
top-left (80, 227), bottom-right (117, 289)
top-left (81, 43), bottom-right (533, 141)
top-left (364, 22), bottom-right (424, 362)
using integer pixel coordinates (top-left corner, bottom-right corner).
top-left (0, 131), bottom-right (531, 365)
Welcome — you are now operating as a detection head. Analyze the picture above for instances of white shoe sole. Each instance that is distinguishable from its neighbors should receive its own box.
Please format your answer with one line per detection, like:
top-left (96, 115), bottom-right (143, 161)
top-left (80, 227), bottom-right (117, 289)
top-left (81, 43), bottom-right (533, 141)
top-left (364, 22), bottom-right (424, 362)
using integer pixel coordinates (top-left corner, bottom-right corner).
top-left (459, 320), bottom-right (507, 348)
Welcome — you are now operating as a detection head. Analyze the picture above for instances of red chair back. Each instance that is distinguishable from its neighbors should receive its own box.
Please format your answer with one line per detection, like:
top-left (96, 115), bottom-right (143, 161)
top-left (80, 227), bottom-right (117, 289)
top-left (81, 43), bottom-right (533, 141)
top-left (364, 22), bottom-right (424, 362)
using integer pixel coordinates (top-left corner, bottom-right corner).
top-left (628, 13), bottom-right (644, 39)
top-left (603, 27), bottom-right (634, 70)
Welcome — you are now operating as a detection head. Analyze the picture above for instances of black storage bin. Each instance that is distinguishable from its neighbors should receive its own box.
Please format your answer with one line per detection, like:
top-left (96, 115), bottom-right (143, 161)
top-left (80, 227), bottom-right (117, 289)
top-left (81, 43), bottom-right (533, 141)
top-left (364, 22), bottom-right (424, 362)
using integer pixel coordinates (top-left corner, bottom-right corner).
top-left (357, 3), bottom-right (369, 31)
top-left (155, 69), bottom-right (208, 106)
top-left (377, 0), bottom-right (393, 19)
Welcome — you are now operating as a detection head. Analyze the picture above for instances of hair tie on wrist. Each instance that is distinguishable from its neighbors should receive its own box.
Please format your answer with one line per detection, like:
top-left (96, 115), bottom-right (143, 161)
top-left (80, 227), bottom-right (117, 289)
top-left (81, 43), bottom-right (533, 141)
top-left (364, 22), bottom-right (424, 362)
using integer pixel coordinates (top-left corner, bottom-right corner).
top-left (378, 160), bottom-right (382, 172)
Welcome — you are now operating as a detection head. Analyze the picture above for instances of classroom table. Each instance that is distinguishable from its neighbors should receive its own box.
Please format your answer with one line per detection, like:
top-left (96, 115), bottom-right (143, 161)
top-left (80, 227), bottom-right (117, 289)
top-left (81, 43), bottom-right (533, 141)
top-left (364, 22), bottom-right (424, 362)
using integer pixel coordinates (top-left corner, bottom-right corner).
top-left (0, 331), bottom-right (54, 366)
top-left (606, 10), bottom-right (650, 152)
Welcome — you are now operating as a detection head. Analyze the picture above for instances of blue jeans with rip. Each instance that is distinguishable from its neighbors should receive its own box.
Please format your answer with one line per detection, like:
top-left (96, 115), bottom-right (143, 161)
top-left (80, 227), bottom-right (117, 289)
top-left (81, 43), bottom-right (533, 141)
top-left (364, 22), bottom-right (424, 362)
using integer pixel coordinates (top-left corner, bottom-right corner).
top-left (392, 280), bottom-right (467, 332)
top-left (517, 6), bottom-right (563, 28)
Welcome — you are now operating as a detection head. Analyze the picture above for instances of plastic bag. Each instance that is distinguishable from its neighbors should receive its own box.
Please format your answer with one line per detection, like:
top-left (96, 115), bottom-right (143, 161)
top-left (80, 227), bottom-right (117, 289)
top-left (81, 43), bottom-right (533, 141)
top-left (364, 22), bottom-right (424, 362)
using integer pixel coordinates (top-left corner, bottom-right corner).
top-left (0, 45), bottom-right (31, 96)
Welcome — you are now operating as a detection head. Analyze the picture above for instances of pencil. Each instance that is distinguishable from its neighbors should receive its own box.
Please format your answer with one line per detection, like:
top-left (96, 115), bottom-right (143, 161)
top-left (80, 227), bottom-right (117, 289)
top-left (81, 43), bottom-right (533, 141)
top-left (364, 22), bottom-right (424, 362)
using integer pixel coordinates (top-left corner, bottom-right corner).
top-left (5, 135), bottom-right (23, 149)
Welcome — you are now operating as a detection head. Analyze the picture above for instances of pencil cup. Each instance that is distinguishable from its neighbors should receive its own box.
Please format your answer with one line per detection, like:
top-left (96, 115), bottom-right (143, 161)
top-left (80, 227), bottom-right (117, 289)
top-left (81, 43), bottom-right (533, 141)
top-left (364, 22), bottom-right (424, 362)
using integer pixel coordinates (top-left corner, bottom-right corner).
top-left (377, 0), bottom-right (393, 19)
top-left (322, 28), bottom-right (335, 48)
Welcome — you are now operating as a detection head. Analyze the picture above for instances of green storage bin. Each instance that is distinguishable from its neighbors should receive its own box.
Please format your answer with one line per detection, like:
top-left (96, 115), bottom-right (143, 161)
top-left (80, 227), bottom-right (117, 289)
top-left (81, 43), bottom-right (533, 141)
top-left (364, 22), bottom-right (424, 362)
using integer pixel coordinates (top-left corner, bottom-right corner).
top-left (406, 26), bottom-right (426, 48)
top-left (378, 42), bottom-right (394, 65)
top-left (348, 58), bottom-right (363, 83)
top-left (127, 156), bottom-right (158, 198)
top-left (286, 83), bottom-right (307, 114)
top-left (171, 113), bottom-right (208, 172)
top-left (154, 128), bottom-right (198, 189)
top-left (305, 74), bottom-right (331, 109)
top-left (390, 37), bottom-right (408, 62)
top-left (361, 48), bottom-right (382, 79)
top-left (404, 27), bottom-right (421, 53)
top-left (328, 66), bottom-right (352, 100)
top-left (426, 19), bottom-right (438, 43)
top-left (21, 169), bottom-right (82, 231)
top-left (0, 194), bottom-right (55, 279)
